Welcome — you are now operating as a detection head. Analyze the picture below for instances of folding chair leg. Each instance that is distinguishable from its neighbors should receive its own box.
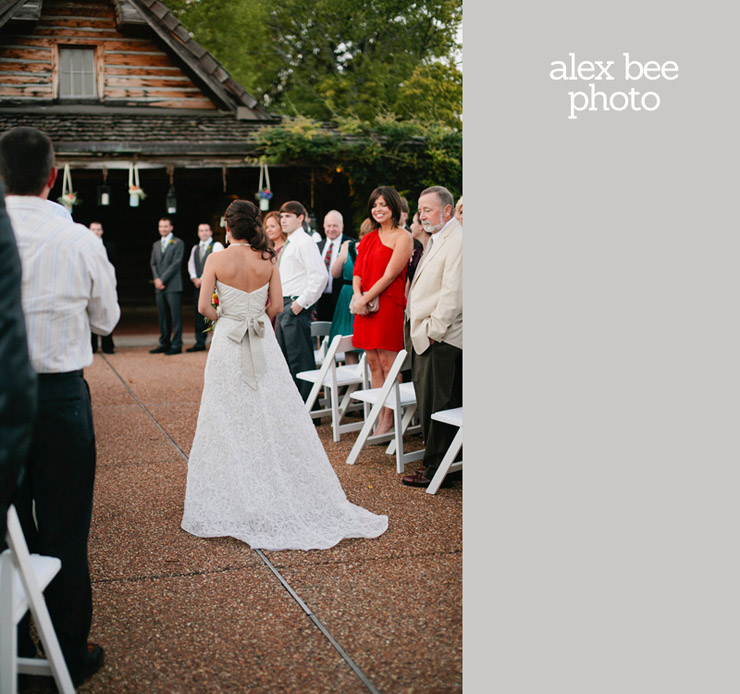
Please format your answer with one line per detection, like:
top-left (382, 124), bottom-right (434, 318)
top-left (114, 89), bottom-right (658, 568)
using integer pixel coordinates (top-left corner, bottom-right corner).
top-left (304, 377), bottom-right (324, 415)
top-left (331, 384), bottom-right (361, 442)
top-left (386, 404), bottom-right (417, 455)
top-left (5, 508), bottom-right (75, 693)
top-left (426, 427), bottom-right (463, 495)
top-left (346, 396), bottom-right (385, 465)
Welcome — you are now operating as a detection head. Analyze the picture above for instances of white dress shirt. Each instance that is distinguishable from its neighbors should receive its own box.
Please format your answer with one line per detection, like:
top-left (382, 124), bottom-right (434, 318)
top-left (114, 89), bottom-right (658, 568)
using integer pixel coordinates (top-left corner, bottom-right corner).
top-left (188, 239), bottom-right (224, 279)
top-left (321, 237), bottom-right (341, 293)
top-left (6, 195), bottom-right (120, 373)
top-left (278, 228), bottom-right (328, 308)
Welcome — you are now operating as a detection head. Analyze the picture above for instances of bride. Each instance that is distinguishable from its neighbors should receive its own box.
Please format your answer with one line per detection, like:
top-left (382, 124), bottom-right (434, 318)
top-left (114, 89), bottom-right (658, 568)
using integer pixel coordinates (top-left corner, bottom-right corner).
top-left (181, 200), bottom-right (388, 551)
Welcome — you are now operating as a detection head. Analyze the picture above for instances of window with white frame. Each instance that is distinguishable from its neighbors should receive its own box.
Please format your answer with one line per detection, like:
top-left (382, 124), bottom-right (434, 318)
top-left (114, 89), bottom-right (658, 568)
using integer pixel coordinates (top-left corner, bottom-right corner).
top-left (58, 47), bottom-right (97, 98)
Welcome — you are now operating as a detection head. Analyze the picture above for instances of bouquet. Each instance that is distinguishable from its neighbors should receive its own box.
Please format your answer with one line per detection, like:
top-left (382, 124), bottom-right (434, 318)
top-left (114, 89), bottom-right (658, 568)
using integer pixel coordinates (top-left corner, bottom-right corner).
top-left (128, 185), bottom-right (147, 200)
top-left (255, 188), bottom-right (273, 200)
top-left (203, 291), bottom-right (219, 333)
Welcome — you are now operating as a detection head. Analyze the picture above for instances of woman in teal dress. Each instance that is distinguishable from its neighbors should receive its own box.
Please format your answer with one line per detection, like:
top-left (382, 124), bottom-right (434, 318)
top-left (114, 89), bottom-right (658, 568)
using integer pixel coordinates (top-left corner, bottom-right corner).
top-left (328, 219), bottom-right (372, 364)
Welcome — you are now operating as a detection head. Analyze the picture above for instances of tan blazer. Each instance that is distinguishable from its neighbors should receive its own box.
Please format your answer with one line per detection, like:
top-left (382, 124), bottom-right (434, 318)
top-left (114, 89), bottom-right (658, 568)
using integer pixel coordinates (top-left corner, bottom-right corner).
top-left (406, 218), bottom-right (463, 355)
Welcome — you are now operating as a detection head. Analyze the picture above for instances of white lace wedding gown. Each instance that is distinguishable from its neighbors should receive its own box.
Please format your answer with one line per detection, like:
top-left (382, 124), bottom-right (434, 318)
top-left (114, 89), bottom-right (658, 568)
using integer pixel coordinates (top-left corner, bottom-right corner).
top-left (181, 281), bottom-right (388, 551)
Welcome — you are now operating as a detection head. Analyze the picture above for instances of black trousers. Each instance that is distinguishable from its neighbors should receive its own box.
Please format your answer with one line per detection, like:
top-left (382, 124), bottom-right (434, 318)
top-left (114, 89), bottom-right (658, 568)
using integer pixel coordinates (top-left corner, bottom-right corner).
top-left (14, 371), bottom-right (96, 677)
top-left (275, 297), bottom-right (315, 401)
top-left (316, 290), bottom-right (338, 322)
top-left (155, 289), bottom-right (182, 349)
top-left (411, 340), bottom-right (463, 477)
top-left (90, 331), bottom-right (114, 353)
top-left (193, 286), bottom-right (208, 347)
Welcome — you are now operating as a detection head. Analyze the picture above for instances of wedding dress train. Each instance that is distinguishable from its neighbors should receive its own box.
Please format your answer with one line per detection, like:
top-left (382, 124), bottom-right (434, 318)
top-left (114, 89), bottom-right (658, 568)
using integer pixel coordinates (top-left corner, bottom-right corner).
top-left (181, 281), bottom-right (388, 550)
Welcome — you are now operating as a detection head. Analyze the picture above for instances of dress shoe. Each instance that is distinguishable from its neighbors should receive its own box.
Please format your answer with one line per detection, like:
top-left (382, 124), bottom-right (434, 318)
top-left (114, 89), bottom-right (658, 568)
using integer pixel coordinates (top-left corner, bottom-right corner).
top-left (70, 643), bottom-right (105, 687)
top-left (402, 472), bottom-right (432, 487)
top-left (186, 344), bottom-right (206, 352)
top-left (149, 345), bottom-right (170, 354)
top-left (164, 347), bottom-right (182, 355)
top-left (102, 347), bottom-right (114, 354)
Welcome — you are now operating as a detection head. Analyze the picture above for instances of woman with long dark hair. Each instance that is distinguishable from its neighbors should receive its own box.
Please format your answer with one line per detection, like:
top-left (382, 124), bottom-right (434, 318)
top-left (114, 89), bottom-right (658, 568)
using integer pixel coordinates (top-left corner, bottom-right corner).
top-left (181, 199), bottom-right (387, 550)
top-left (351, 186), bottom-right (413, 435)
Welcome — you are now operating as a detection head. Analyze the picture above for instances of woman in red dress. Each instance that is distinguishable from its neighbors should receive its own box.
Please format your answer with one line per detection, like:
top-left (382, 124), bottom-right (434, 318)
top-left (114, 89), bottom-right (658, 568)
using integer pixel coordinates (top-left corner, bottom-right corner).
top-left (352, 186), bottom-right (413, 435)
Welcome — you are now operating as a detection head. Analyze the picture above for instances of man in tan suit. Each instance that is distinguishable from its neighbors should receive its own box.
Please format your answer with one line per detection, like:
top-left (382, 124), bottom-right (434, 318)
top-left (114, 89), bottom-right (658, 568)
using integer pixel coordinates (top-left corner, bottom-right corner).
top-left (402, 185), bottom-right (463, 488)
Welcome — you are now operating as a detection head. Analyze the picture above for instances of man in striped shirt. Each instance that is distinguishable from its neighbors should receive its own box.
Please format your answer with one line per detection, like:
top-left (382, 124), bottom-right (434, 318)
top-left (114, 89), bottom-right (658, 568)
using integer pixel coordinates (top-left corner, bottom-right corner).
top-left (0, 127), bottom-right (119, 688)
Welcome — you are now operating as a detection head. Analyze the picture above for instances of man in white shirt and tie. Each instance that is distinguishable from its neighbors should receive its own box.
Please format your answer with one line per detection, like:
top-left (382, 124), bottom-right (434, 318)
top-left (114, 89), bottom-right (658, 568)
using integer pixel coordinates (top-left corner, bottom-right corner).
top-left (316, 210), bottom-right (352, 321)
top-left (0, 126), bottom-right (119, 686)
top-left (186, 222), bottom-right (224, 352)
top-left (276, 200), bottom-right (328, 400)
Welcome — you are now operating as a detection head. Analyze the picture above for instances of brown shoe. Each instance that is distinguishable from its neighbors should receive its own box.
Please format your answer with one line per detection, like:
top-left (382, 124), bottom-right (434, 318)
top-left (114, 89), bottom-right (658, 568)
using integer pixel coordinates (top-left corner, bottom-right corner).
top-left (402, 472), bottom-right (431, 488)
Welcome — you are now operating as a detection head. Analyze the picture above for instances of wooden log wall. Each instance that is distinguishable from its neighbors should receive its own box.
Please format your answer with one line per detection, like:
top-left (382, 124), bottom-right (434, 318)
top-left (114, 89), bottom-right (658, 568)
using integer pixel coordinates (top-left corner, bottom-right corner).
top-left (0, 0), bottom-right (216, 109)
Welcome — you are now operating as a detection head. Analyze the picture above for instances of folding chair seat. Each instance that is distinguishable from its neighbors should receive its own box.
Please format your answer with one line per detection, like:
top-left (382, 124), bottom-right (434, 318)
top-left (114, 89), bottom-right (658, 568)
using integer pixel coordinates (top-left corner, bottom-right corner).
top-left (345, 350), bottom-right (424, 473)
top-left (0, 505), bottom-right (74, 694)
top-left (426, 407), bottom-right (463, 494)
top-left (310, 321), bottom-right (333, 367)
top-left (297, 334), bottom-right (369, 442)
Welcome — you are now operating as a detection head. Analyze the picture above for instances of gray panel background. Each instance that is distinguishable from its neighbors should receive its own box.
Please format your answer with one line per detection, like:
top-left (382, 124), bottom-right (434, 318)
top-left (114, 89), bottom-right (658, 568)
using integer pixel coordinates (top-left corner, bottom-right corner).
top-left (465, 2), bottom-right (740, 691)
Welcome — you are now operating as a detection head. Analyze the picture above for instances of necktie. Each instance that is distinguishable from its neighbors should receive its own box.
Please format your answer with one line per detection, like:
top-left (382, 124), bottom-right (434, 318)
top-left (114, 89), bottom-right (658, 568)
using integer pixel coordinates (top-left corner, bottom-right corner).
top-left (199, 243), bottom-right (207, 261)
top-left (161, 239), bottom-right (167, 253)
top-left (324, 241), bottom-right (333, 272)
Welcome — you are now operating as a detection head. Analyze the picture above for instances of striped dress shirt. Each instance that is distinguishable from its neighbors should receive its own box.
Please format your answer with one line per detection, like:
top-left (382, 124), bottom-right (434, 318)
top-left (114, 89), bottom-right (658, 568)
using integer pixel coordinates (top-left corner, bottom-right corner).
top-left (6, 195), bottom-right (120, 373)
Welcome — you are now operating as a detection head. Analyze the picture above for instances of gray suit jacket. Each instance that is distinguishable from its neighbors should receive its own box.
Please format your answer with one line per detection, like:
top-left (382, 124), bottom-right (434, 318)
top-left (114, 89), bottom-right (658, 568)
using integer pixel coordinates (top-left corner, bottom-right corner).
top-left (150, 236), bottom-right (185, 293)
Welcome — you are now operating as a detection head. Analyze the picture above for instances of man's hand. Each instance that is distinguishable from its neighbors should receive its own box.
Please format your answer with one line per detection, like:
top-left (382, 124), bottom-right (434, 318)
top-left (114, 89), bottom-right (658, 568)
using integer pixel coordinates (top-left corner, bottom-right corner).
top-left (154, 278), bottom-right (165, 290)
top-left (193, 277), bottom-right (202, 288)
top-left (291, 300), bottom-right (303, 315)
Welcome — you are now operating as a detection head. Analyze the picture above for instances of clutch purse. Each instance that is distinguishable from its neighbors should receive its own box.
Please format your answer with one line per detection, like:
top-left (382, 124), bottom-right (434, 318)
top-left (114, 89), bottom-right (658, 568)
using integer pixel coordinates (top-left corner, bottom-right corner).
top-left (350, 292), bottom-right (379, 314)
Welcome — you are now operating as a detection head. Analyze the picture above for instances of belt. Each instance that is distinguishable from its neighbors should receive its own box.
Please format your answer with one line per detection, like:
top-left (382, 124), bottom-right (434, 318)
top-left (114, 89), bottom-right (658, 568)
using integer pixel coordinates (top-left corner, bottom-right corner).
top-left (283, 295), bottom-right (299, 301)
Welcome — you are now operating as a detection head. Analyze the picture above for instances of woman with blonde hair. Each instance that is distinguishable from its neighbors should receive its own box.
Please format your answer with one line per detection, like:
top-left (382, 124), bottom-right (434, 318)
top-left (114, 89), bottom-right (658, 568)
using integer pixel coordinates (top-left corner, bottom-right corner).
top-left (263, 210), bottom-right (287, 257)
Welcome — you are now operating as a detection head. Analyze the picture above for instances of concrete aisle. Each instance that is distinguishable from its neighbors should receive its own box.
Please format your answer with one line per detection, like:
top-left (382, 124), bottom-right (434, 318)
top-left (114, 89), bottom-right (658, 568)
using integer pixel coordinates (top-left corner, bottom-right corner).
top-left (29, 343), bottom-right (462, 693)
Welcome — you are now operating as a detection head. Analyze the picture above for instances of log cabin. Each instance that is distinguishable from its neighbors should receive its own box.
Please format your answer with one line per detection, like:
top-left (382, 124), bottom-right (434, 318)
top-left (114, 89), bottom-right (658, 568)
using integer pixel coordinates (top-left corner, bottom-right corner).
top-left (0, 0), bottom-right (347, 312)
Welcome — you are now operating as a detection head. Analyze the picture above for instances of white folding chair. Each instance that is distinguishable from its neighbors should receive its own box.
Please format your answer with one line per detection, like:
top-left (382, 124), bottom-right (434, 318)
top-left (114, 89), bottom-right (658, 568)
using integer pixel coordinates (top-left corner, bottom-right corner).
top-left (345, 350), bottom-right (424, 473)
top-left (0, 505), bottom-right (74, 694)
top-left (310, 321), bottom-right (333, 367)
top-left (426, 407), bottom-right (463, 494)
top-left (298, 334), bottom-right (369, 442)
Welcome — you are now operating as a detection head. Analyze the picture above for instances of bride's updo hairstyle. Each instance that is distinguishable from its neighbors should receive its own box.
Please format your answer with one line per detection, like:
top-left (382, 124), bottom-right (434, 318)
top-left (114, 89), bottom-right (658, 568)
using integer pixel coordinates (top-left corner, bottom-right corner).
top-left (225, 199), bottom-right (276, 260)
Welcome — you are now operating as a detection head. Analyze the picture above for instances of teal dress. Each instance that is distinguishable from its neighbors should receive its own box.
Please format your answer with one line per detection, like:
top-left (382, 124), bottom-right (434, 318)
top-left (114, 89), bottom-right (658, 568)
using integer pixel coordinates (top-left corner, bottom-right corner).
top-left (329, 240), bottom-right (359, 345)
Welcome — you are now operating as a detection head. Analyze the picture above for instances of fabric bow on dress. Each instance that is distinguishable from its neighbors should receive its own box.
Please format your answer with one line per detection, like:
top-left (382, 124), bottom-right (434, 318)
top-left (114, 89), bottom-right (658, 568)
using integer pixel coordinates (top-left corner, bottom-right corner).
top-left (221, 310), bottom-right (267, 389)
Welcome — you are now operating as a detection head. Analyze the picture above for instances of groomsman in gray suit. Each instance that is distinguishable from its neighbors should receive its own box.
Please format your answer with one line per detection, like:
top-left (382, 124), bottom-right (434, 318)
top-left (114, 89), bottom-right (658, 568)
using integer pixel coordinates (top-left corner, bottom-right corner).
top-left (149, 215), bottom-right (185, 355)
top-left (186, 222), bottom-right (224, 352)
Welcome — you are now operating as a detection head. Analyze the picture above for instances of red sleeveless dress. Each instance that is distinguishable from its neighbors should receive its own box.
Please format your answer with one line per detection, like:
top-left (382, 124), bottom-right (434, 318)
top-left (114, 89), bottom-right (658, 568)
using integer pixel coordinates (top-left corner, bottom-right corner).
top-left (352, 230), bottom-right (406, 351)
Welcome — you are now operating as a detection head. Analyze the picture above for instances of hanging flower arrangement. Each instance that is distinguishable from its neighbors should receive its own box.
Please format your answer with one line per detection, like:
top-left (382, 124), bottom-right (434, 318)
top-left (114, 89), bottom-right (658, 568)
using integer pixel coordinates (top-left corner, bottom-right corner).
top-left (255, 162), bottom-right (272, 210)
top-left (129, 185), bottom-right (147, 200)
top-left (128, 163), bottom-right (146, 207)
top-left (58, 164), bottom-right (81, 212)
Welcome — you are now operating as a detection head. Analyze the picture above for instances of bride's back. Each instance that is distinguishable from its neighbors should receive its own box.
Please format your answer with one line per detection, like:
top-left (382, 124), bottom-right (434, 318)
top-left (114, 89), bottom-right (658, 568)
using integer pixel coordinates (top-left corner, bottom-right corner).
top-left (210, 245), bottom-right (274, 292)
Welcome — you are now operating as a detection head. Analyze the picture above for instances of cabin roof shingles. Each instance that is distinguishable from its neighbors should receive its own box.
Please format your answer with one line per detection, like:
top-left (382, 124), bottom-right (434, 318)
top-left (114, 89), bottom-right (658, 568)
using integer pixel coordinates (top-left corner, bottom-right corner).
top-left (0, 111), bottom-right (268, 155)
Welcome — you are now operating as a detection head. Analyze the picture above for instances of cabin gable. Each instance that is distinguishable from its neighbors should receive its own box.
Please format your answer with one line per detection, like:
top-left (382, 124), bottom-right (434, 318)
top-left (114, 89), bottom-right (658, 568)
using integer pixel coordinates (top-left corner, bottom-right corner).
top-left (0, 0), bottom-right (268, 115)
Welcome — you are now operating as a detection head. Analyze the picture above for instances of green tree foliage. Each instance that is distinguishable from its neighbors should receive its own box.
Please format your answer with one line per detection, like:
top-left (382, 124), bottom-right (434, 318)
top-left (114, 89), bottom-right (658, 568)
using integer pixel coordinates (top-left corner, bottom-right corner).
top-left (252, 116), bottom-right (461, 226)
top-left (167, 0), bottom-right (462, 128)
